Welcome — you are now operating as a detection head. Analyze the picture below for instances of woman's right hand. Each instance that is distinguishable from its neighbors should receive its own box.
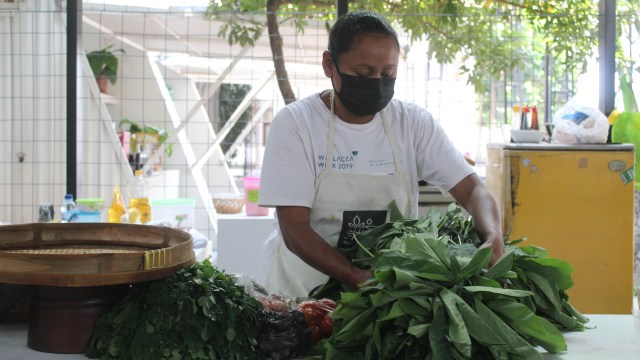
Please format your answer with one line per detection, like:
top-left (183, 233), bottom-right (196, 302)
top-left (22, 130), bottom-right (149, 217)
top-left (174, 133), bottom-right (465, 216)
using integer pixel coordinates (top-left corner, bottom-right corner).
top-left (277, 206), bottom-right (373, 291)
top-left (345, 266), bottom-right (373, 290)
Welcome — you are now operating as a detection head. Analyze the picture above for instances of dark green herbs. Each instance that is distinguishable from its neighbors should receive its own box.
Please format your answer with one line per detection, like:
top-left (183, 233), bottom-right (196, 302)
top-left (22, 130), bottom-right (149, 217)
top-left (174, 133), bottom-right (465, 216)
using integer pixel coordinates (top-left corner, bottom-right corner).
top-left (316, 203), bottom-right (589, 360)
top-left (85, 260), bottom-right (264, 360)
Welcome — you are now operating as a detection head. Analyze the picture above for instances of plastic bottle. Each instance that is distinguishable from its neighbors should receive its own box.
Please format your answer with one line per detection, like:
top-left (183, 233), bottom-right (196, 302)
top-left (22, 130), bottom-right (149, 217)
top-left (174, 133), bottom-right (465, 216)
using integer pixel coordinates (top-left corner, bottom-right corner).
top-left (108, 186), bottom-right (126, 223)
top-left (60, 194), bottom-right (78, 223)
top-left (520, 105), bottom-right (530, 130)
top-left (512, 105), bottom-right (521, 129)
top-left (129, 170), bottom-right (152, 224)
top-left (531, 105), bottom-right (539, 130)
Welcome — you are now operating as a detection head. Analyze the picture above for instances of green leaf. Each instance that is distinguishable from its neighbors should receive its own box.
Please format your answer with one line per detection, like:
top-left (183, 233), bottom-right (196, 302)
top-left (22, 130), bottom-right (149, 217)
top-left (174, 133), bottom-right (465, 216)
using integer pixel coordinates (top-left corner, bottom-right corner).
top-left (526, 272), bottom-right (563, 310)
top-left (517, 245), bottom-right (548, 258)
top-left (404, 236), bottom-right (454, 280)
top-left (487, 299), bottom-right (567, 353)
top-left (562, 300), bottom-right (590, 325)
top-left (392, 267), bottom-right (423, 290)
top-left (388, 199), bottom-right (404, 222)
top-left (515, 254), bottom-right (574, 287)
top-left (407, 323), bottom-right (429, 338)
top-left (464, 286), bottom-right (533, 298)
top-left (460, 246), bottom-right (493, 279)
top-left (336, 291), bottom-right (369, 311)
top-left (439, 288), bottom-right (472, 358)
top-left (409, 281), bottom-right (443, 295)
top-left (331, 307), bottom-right (376, 345)
top-left (473, 299), bottom-right (541, 359)
top-left (429, 297), bottom-right (455, 360)
top-left (225, 326), bottom-right (237, 342)
top-left (370, 250), bottom-right (407, 267)
top-left (378, 302), bottom-right (406, 321)
top-left (485, 247), bottom-right (515, 280)
top-left (369, 289), bottom-right (398, 308)
top-left (469, 276), bottom-right (503, 289)
top-left (620, 71), bottom-right (638, 112)
top-left (398, 297), bottom-right (433, 317)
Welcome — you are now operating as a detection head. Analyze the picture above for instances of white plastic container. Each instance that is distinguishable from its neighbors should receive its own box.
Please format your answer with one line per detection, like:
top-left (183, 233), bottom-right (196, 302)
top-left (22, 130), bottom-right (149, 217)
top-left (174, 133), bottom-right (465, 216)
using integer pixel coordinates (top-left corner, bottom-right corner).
top-left (151, 198), bottom-right (196, 228)
top-left (510, 129), bottom-right (546, 143)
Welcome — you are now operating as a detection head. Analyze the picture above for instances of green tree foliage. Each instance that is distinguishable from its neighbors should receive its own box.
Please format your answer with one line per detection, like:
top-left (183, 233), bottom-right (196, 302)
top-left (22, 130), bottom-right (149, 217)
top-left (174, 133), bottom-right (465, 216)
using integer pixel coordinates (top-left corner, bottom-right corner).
top-left (206, 0), bottom-right (639, 113)
top-left (218, 83), bottom-right (252, 156)
top-left (616, 0), bottom-right (640, 107)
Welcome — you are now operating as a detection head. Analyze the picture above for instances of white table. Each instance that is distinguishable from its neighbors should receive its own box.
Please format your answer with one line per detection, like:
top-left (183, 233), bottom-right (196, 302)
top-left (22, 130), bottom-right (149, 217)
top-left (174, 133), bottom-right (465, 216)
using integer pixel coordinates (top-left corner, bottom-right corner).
top-left (216, 212), bottom-right (276, 284)
top-left (1, 314), bottom-right (639, 359)
top-left (539, 314), bottom-right (640, 359)
top-left (0, 322), bottom-right (87, 360)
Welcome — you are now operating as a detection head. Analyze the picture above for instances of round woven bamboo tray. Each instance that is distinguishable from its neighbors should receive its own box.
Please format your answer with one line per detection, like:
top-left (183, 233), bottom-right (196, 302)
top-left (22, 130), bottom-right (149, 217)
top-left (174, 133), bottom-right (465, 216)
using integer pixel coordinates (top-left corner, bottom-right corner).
top-left (0, 222), bottom-right (195, 287)
top-left (0, 222), bottom-right (196, 354)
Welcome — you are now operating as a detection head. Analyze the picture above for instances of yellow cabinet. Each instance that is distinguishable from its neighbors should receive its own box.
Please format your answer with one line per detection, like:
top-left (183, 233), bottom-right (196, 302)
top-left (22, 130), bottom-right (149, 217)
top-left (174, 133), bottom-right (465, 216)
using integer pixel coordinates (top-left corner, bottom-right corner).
top-left (486, 143), bottom-right (635, 314)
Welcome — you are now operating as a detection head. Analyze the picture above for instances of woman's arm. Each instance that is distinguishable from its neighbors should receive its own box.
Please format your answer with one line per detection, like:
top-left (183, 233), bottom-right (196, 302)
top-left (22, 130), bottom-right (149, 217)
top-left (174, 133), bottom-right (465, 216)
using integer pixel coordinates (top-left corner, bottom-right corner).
top-left (448, 173), bottom-right (505, 266)
top-left (275, 206), bottom-right (372, 288)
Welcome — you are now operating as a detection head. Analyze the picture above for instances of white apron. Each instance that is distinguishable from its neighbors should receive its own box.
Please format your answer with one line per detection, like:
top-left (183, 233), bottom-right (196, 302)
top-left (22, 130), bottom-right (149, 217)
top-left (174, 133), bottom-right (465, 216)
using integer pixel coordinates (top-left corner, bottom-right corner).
top-left (261, 92), bottom-right (416, 298)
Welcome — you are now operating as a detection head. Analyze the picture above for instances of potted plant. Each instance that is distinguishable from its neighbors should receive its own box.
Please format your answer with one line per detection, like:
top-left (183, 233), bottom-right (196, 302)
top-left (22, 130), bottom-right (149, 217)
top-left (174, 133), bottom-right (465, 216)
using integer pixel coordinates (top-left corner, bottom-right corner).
top-left (87, 45), bottom-right (125, 94)
top-left (118, 118), bottom-right (174, 172)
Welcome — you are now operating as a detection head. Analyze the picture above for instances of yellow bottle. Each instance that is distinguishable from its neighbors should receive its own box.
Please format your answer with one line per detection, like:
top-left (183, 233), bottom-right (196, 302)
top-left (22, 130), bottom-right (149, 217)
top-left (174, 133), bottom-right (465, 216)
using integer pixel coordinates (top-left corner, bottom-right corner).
top-left (108, 186), bottom-right (126, 223)
top-left (129, 170), bottom-right (152, 224)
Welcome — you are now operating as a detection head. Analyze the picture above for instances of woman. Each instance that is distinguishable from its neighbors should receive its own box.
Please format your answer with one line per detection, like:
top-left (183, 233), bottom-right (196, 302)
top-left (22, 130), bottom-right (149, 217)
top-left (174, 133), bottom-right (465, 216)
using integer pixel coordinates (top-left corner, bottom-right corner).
top-left (258, 11), bottom-right (504, 298)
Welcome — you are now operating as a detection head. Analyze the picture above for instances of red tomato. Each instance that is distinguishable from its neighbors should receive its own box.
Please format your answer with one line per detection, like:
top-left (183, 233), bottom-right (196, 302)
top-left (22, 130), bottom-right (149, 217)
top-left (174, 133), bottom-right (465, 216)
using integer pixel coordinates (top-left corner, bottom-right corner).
top-left (318, 298), bottom-right (337, 314)
top-left (297, 301), bottom-right (322, 323)
top-left (318, 314), bottom-right (333, 336)
top-left (297, 307), bottom-right (317, 326)
top-left (309, 323), bottom-right (321, 345)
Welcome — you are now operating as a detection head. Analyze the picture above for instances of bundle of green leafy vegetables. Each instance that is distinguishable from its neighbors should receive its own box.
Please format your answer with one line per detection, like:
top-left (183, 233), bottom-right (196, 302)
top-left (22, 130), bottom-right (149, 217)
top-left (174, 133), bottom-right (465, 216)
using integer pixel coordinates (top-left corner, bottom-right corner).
top-left (85, 260), bottom-right (264, 360)
top-left (313, 203), bottom-right (589, 360)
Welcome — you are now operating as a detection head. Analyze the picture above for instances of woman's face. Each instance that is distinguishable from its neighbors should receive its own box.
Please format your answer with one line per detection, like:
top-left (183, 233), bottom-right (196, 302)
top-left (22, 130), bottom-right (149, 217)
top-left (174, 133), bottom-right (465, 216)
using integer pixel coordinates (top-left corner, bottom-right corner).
top-left (323, 33), bottom-right (399, 89)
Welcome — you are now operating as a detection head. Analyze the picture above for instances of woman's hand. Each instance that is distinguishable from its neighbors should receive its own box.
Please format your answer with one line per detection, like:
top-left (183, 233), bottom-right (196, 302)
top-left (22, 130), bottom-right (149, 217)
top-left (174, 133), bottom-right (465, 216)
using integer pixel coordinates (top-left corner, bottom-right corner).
top-left (479, 233), bottom-right (505, 267)
top-left (448, 173), bottom-right (505, 268)
top-left (276, 206), bottom-right (372, 288)
top-left (346, 266), bottom-right (373, 290)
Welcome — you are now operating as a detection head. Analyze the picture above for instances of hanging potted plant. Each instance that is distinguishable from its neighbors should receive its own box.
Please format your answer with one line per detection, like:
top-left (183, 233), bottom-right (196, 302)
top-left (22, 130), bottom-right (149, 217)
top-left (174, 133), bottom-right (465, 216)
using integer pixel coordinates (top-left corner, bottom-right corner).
top-left (87, 45), bottom-right (125, 94)
top-left (118, 118), bottom-right (174, 172)
top-left (119, 118), bottom-right (173, 156)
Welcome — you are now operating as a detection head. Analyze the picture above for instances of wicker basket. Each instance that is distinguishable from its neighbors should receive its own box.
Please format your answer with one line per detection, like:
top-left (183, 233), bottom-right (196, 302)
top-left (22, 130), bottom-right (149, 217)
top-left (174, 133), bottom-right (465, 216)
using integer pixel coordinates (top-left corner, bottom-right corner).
top-left (212, 195), bottom-right (244, 214)
top-left (0, 222), bottom-right (195, 287)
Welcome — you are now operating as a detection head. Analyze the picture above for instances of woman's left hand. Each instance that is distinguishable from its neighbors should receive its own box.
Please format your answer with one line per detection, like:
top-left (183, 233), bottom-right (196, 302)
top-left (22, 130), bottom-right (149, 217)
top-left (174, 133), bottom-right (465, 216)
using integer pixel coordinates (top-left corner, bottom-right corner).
top-left (448, 173), bottom-right (505, 268)
top-left (480, 233), bottom-right (505, 267)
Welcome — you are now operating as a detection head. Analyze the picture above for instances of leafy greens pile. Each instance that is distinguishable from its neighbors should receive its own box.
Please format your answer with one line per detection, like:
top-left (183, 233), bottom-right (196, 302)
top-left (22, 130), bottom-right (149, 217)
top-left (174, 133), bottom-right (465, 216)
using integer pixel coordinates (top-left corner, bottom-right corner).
top-left (85, 260), bottom-right (264, 360)
top-left (316, 204), bottom-right (589, 360)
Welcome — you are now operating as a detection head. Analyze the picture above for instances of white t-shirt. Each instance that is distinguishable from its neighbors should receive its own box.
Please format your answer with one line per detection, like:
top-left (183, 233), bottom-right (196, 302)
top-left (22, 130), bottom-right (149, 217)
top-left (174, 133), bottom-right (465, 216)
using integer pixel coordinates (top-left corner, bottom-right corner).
top-left (258, 92), bottom-right (474, 209)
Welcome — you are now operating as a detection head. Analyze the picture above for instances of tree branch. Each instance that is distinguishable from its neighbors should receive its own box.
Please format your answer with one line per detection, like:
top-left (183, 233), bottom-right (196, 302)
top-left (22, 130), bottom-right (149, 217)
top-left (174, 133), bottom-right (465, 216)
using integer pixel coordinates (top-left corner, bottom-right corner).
top-left (267, 0), bottom-right (297, 104)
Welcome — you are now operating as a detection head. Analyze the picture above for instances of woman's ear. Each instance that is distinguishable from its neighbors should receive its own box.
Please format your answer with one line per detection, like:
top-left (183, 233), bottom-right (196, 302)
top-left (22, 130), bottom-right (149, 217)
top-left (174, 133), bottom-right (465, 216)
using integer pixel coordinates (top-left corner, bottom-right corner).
top-left (322, 51), bottom-right (334, 78)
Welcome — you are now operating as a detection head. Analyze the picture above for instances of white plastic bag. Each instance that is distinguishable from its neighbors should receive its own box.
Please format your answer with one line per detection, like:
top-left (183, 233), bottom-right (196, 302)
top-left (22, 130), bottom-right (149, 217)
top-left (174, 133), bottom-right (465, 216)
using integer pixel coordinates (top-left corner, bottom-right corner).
top-left (551, 97), bottom-right (609, 144)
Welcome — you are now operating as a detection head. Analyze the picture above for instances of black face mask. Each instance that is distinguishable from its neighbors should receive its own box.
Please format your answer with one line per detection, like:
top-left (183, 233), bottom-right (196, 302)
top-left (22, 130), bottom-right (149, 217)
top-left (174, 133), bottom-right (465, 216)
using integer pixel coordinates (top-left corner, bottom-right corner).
top-left (332, 63), bottom-right (396, 116)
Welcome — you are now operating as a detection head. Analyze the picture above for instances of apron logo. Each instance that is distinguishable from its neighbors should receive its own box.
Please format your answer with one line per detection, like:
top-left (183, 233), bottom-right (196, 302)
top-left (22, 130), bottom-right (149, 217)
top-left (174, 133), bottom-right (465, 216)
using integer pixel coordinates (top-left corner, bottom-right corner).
top-left (316, 153), bottom-right (358, 170)
top-left (337, 210), bottom-right (387, 248)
